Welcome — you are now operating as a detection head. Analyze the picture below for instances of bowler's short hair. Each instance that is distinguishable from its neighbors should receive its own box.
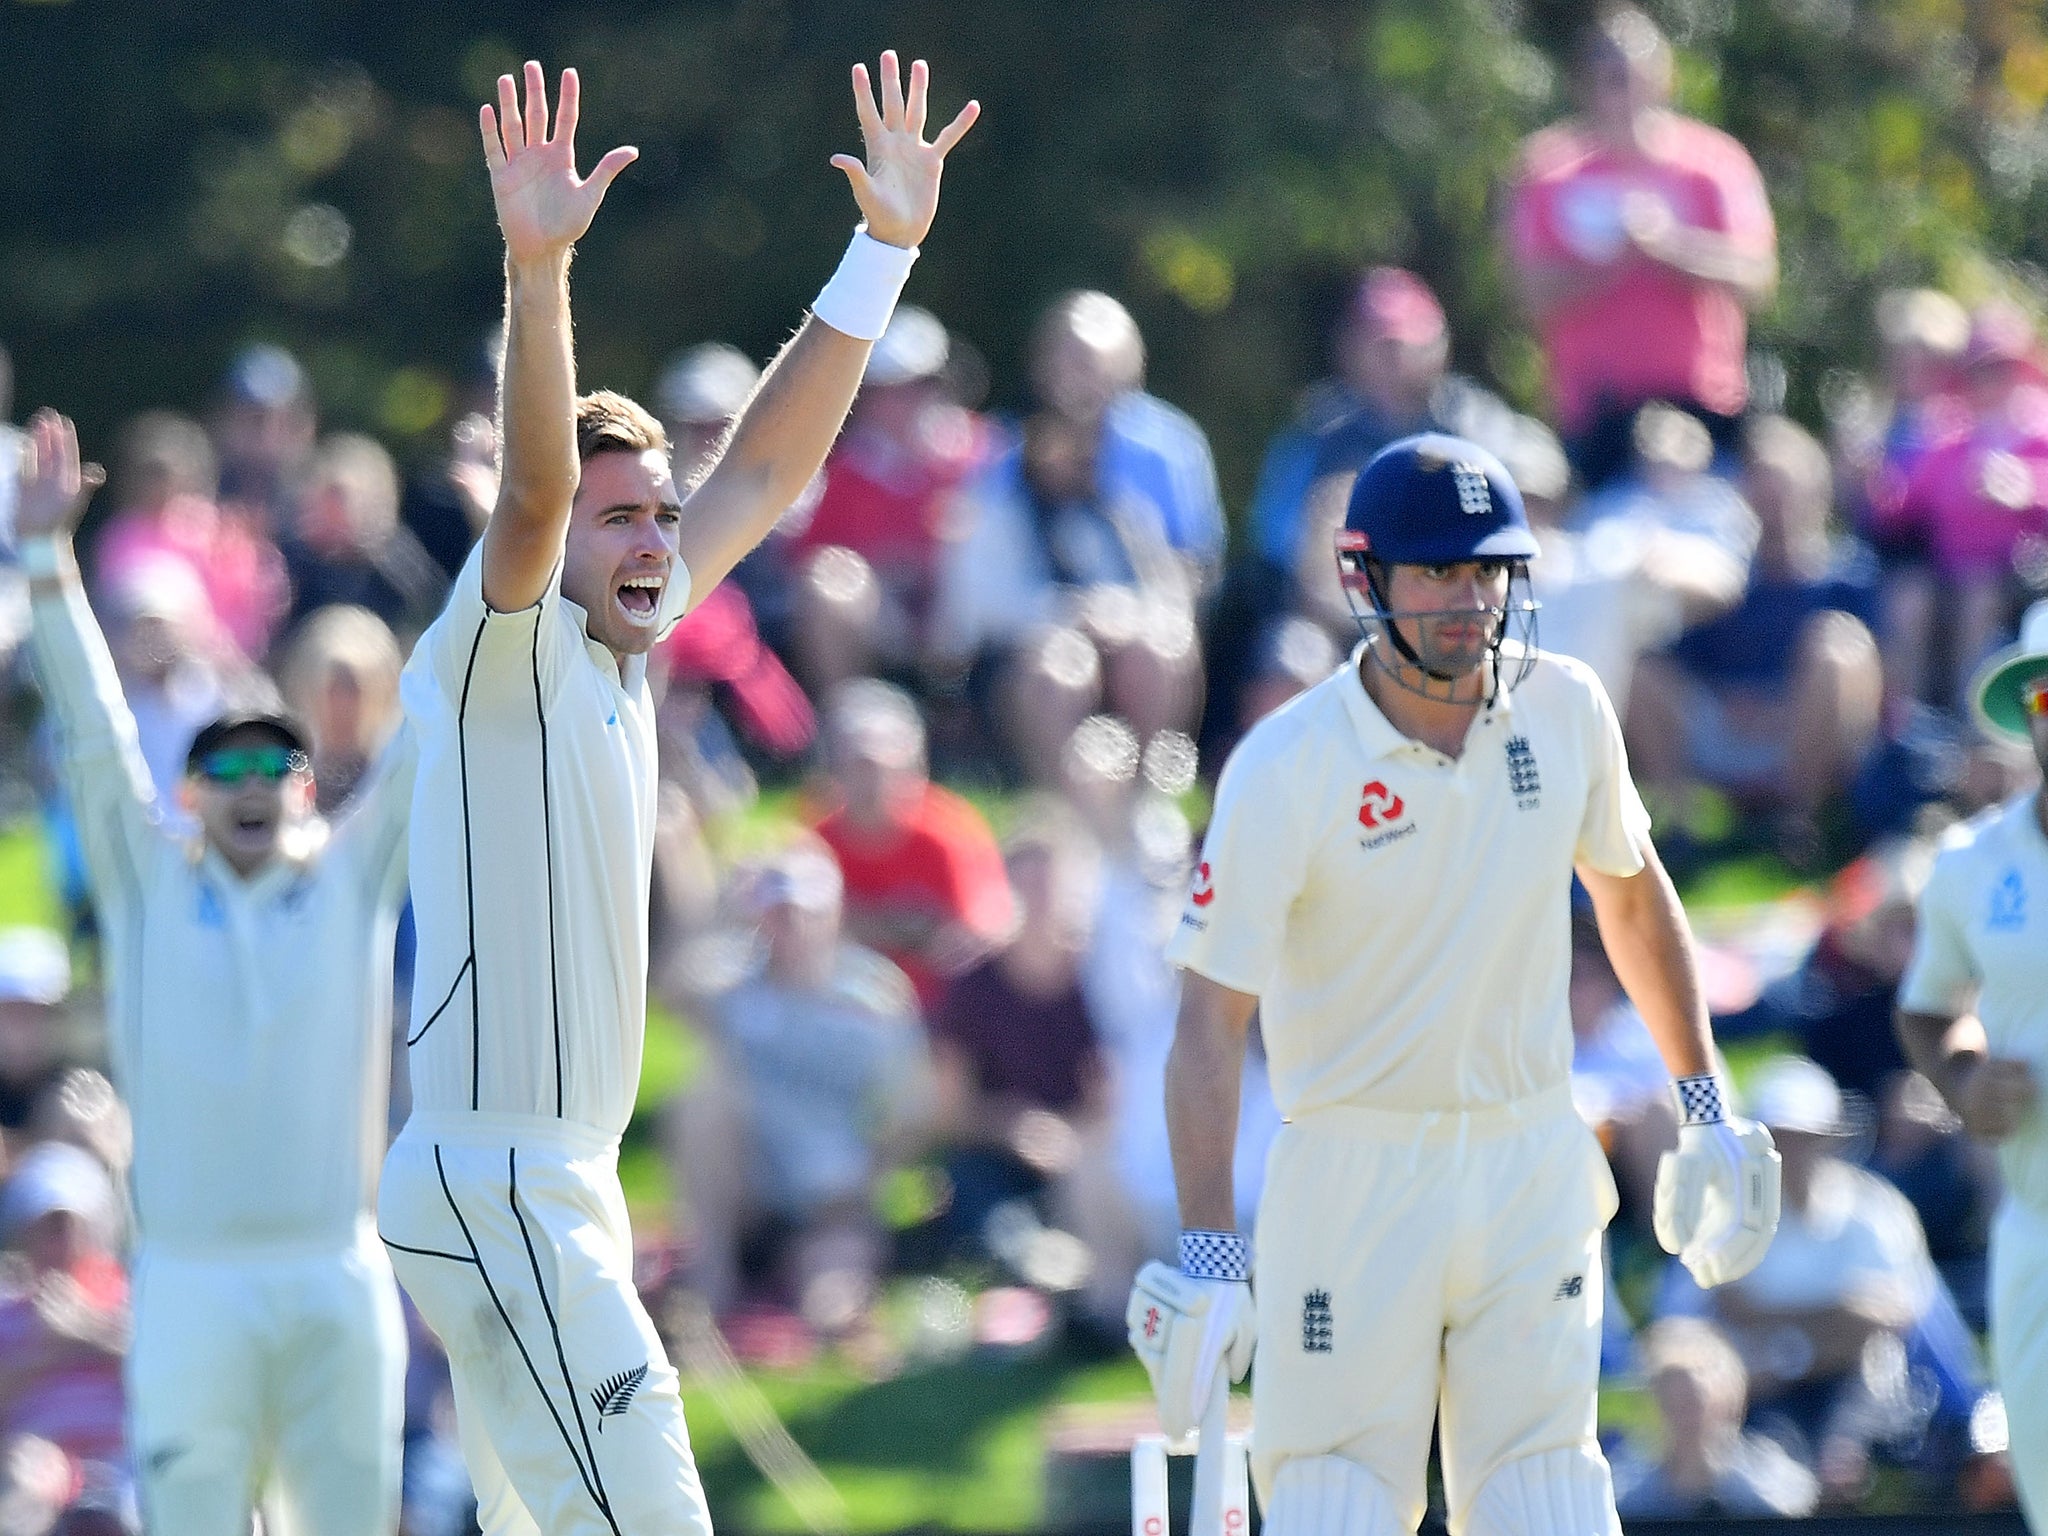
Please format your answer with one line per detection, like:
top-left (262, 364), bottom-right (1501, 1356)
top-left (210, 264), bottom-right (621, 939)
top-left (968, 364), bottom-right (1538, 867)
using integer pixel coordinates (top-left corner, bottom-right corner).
top-left (575, 391), bottom-right (669, 466)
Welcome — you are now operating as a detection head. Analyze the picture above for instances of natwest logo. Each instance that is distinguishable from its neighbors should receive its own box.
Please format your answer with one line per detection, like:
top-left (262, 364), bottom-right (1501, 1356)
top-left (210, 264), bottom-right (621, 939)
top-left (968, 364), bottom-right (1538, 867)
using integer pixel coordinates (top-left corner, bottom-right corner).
top-left (1190, 861), bottom-right (1217, 907)
top-left (1358, 781), bottom-right (1406, 830)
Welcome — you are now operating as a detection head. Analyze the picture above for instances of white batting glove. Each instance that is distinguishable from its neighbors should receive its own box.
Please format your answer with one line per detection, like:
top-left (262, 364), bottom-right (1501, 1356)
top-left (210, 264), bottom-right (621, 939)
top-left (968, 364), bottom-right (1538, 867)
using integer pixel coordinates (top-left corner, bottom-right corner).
top-left (1653, 1074), bottom-right (1782, 1288)
top-left (1127, 1231), bottom-right (1255, 1441)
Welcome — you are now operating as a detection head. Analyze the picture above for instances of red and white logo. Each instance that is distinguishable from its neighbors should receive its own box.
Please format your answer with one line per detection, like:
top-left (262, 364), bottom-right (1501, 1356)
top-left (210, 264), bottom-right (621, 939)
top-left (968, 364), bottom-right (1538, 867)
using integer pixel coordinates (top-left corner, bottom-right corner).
top-left (1190, 861), bottom-right (1217, 907)
top-left (1358, 781), bottom-right (1406, 830)
top-left (1143, 1304), bottom-right (1162, 1340)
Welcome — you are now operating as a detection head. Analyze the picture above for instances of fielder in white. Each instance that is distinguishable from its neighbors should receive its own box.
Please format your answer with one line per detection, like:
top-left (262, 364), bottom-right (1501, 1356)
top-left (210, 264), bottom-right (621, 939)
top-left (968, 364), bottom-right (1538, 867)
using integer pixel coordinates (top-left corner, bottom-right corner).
top-left (1128, 434), bottom-right (1783, 1536)
top-left (1896, 598), bottom-right (2048, 1527)
top-left (373, 56), bottom-right (976, 1536)
top-left (18, 411), bottom-right (411, 1536)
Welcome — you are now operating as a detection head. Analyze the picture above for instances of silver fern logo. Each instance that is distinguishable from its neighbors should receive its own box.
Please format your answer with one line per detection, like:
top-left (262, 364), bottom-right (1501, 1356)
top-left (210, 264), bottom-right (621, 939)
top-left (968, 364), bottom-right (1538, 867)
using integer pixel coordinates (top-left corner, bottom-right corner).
top-left (591, 1363), bottom-right (649, 1427)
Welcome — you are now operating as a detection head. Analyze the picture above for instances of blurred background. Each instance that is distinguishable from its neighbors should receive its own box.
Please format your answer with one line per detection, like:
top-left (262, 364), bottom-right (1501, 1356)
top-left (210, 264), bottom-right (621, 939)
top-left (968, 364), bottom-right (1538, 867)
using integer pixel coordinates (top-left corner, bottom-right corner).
top-left (3, 0), bottom-right (2048, 1532)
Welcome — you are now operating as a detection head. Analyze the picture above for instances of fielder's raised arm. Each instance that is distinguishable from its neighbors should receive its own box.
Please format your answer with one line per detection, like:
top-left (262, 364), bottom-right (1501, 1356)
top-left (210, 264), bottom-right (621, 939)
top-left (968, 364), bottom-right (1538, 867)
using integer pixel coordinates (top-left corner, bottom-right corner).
top-left (672, 52), bottom-right (978, 610)
top-left (478, 62), bottom-right (638, 614)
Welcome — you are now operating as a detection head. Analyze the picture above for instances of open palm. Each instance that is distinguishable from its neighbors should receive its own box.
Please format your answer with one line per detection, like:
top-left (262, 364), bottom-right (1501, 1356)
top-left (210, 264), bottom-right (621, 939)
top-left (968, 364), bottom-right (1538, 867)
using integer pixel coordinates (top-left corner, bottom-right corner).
top-left (481, 62), bottom-right (637, 265)
top-left (16, 411), bottom-right (103, 541)
top-left (831, 53), bottom-right (979, 250)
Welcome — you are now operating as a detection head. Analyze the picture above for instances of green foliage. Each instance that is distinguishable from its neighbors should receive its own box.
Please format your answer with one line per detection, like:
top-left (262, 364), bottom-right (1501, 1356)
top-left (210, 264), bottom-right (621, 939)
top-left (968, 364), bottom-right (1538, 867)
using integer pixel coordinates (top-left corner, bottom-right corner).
top-left (7, 0), bottom-right (2048, 523)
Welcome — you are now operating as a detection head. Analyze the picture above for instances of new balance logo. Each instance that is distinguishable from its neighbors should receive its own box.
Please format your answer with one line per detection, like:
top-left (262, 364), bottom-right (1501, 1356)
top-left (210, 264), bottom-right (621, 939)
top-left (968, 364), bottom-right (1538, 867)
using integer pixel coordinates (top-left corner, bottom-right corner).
top-left (1555, 1275), bottom-right (1584, 1300)
top-left (1506, 735), bottom-right (1540, 805)
top-left (1143, 1305), bottom-right (1162, 1341)
top-left (1302, 1290), bottom-right (1333, 1353)
top-left (147, 1444), bottom-right (188, 1475)
top-left (591, 1363), bottom-right (649, 1427)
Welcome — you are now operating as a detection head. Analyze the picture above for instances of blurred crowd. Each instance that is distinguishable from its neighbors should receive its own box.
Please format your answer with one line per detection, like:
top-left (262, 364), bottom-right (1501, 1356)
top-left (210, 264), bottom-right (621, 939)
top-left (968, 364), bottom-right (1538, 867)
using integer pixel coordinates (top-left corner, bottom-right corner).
top-left (0, 7), bottom-right (2044, 1531)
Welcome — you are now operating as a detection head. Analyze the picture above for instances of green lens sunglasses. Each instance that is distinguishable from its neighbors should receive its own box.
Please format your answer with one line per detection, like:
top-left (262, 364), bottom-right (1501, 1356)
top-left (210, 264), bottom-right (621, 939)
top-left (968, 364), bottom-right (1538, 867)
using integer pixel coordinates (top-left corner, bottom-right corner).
top-left (195, 745), bottom-right (307, 786)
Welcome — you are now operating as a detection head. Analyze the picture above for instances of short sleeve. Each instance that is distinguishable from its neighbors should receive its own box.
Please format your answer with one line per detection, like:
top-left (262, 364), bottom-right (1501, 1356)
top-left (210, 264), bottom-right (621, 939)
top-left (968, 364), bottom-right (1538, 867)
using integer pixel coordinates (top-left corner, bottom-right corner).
top-left (411, 541), bottom-right (589, 719)
top-left (1575, 667), bottom-right (1652, 877)
top-left (1898, 855), bottom-right (1978, 1016)
top-left (1705, 140), bottom-right (1776, 255)
top-left (930, 792), bottom-right (1015, 941)
top-left (1164, 732), bottom-right (1308, 997)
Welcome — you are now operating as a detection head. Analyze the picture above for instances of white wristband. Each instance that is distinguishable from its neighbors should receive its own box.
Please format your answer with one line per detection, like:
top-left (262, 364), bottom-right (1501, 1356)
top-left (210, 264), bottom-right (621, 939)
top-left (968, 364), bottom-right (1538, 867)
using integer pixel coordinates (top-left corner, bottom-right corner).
top-left (17, 536), bottom-right (67, 581)
top-left (810, 227), bottom-right (918, 342)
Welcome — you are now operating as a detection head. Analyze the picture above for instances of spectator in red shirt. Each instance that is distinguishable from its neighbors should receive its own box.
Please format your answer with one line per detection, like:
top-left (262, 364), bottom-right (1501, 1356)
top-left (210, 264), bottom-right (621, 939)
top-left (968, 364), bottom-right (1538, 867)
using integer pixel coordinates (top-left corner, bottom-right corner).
top-left (789, 307), bottom-right (989, 695)
top-left (1869, 302), bottom-right (2048, 711)
top-left (0, 1142), bottom-right (130, 1522)
top-left (1504, 6), bottom-right (1776, 488)
top-left (812, 679), bottom-right (1013, 1010)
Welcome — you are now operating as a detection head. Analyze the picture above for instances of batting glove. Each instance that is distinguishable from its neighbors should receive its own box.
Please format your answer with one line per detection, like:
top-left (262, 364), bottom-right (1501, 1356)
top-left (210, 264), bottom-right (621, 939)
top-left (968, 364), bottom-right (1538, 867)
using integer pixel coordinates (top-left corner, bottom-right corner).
top-left (1654, 1074), bottom-right (1782, 1288)
top-left (1126, 1231), bottom-right (1255, 1441)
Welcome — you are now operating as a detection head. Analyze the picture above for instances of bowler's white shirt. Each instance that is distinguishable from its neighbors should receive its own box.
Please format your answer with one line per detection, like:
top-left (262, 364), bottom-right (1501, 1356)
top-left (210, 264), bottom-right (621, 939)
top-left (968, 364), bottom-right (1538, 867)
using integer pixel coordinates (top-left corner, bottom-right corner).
top-left (1166, 643), bottom-right (1650, 1116)
top-left (401, 544), bottom-right (687, 1139)
top-left (1899, 792), bottom-right (2048, 1215)
top-left (31, 580), bottom-right (411, 1254)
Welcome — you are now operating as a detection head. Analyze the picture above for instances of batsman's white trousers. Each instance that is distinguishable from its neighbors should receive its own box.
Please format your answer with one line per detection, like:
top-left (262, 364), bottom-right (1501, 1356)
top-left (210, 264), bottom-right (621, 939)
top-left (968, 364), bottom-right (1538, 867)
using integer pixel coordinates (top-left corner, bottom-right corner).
top-left (1251, 1084), bottom-right (1619, 1535)
top-left (128, 1227), bottom-right (404, 1536)
top-left (1991, 1197), bottom-right (2048, 1531)
top-left (379, 1112), bottom-right (713, 1536)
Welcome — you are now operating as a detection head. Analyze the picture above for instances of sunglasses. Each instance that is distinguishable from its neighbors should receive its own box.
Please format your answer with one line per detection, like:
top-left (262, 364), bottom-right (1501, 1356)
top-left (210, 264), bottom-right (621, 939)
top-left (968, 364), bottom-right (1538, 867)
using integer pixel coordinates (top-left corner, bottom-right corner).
top-left (194, 745), bottom-right (307, 786)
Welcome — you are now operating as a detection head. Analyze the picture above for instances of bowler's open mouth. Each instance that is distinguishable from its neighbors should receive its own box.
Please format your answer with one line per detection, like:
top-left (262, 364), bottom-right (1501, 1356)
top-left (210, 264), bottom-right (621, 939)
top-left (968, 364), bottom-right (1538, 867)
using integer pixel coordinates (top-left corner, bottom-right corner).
top-left (617, 575), bottom-right (663, 619)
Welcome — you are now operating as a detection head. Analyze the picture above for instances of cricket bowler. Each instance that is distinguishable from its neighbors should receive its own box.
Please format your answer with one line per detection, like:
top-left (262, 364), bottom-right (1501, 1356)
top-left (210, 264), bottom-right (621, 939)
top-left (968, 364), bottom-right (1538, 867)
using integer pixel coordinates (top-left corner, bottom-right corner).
top-left (374, 54), bottom-right (975, 1536)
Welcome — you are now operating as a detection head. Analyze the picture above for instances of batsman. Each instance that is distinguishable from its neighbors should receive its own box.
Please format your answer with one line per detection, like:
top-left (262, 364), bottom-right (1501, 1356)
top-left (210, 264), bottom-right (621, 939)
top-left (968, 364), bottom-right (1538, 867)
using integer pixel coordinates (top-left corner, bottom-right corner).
top-left (1128, 435), bottom-right (1782, 1536)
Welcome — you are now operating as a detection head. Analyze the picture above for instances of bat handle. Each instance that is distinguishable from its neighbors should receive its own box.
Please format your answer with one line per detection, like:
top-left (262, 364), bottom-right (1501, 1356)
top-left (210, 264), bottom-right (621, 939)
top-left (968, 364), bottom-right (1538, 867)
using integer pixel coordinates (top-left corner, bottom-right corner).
top-left (1189, 1371), bottom-right (1230, 1536)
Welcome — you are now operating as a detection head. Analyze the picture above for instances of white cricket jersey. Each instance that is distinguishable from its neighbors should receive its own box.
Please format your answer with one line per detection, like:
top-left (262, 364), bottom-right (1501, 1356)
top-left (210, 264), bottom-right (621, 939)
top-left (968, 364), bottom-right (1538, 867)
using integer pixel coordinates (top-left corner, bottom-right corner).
top-left (400, 544), bottom-right (688, 1139)
top-left (1898, 792), bottom-right (2048, 1214)
top-left (29, 581), bottom-right (411, 1254)
top-left (1167, 644), bottom-right (1650, 1117)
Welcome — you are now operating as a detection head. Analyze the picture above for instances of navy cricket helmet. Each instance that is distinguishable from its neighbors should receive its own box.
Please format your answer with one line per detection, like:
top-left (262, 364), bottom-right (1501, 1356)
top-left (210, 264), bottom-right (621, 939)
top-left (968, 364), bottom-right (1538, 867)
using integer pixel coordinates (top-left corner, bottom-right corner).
top-left (1333, 433), bottom-right (1541, 701)
top-left (1337, 433), bottom-right (1538, 566)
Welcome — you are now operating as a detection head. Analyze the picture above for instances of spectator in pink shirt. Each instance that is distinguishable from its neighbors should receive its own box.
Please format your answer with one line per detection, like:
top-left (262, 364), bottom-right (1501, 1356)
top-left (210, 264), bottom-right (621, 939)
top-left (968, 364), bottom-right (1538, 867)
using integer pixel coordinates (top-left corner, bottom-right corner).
top-left (92, 411), bottom-right (287, 663)
top-left (1504, 6), bottom-right (1777, 488)
top-left (1870, 302), bottom-right (2048, 710)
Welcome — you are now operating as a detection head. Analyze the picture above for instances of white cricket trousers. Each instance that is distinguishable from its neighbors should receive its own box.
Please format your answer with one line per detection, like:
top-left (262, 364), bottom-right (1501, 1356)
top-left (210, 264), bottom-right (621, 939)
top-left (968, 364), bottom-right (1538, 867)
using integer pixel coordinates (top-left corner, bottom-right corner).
top-left (1250, 1084), bottom-right (1620, 1535)
top-left (1991, 1196), bottom-right (2048, 1531)
top-left (378, 1112), bottom-right (714, 1536)
top-left (127, 1228), bottom-right (404, 1536)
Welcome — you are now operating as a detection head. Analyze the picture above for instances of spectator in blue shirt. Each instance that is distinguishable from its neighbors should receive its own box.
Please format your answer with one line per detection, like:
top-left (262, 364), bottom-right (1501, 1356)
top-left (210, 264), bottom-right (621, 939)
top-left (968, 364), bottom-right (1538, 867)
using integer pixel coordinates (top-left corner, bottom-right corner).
top-left (1202, 269), bottom-right (1515, 763)
top-left (1629, 415), bottom-right (1883, 859)
top-left (928, 292), bottom-right (1213, 779)
top-left (1243, 268), bottom-right (1516, 574)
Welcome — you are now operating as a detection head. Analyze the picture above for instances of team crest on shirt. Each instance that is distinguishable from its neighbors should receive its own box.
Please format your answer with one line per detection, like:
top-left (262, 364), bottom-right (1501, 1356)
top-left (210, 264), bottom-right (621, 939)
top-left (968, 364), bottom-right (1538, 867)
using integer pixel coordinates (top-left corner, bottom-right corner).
top-left (1989, 868), bottom-right (2028, 932)
top-left (1506, 735), bottom-right (1541, 809)
top-left (1357, 780), bottom-right (1416, 851)
top-left (591, 1363), bottom-right (649, 1427)
top-left (1302, 1290), bottom-right (1333, 1353)
top-left (1180, 862), bottom-right (1216, 931)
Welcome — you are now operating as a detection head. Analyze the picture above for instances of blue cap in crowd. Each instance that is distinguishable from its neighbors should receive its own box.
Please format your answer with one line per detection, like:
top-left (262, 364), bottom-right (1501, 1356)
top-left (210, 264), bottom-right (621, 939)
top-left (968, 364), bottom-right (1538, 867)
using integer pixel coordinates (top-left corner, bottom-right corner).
top-left (1339, 433), bottom-right (1538, 567)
